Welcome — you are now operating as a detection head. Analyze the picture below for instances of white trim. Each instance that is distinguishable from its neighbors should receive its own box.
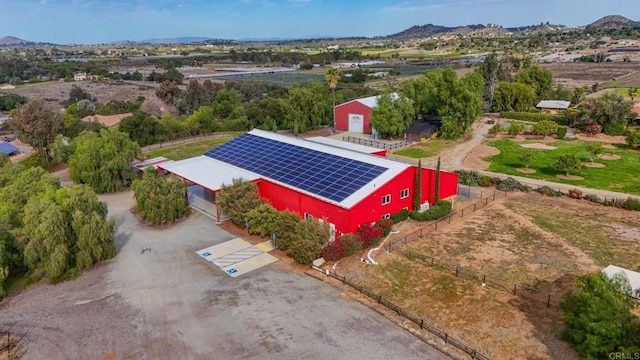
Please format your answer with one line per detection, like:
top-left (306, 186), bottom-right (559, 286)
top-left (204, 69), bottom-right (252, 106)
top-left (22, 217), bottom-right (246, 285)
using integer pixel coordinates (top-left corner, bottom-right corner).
top-left (400, 188), bottom-right (409, 199)
top-left (381, 213), bottom-right (390, 220)
top-left (381, 194), bottom-right (391, 205)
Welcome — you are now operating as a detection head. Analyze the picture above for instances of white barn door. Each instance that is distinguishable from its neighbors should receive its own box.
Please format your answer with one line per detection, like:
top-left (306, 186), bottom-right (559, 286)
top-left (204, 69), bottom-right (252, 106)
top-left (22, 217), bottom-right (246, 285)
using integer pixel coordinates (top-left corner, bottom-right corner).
top-left (348, 113), bottom-right (364, 133)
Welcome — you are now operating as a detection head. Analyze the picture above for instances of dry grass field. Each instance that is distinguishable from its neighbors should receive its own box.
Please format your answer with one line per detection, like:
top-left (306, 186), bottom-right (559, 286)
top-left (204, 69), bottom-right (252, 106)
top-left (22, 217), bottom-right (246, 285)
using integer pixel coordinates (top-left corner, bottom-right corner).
top-left (336, 191), bottom-right (640, 359)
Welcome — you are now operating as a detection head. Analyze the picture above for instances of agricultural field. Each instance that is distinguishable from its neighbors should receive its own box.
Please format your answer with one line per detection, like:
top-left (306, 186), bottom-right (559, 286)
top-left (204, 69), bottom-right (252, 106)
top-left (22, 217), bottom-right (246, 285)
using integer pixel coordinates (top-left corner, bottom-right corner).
top-left (336, 191), bottom-right (640, 359)
top-left (484, 139), bottom-right (640, 195)
top-left (541, 61), bottom-right (640, 88)
top-left (216, 72), bottom-right (325, 85)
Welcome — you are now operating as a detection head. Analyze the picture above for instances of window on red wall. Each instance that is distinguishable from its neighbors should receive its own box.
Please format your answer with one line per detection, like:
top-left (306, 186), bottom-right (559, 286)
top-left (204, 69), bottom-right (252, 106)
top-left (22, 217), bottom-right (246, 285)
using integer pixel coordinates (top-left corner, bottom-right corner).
top-left (400, 188), bottom-right (409, 199)
top-left (304, 213), bottom-right (313, 220)
top-left (381, 194), bottom-right (391, 205)
top-left (381, 213), bottom-right (390, 219)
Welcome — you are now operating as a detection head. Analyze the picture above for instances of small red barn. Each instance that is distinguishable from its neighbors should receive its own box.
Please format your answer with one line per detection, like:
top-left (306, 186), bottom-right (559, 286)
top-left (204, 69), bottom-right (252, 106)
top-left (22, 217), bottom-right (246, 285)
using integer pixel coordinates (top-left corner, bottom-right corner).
top-left (160, 129), bottom-right (458, 237)
top-left (334, 93), bottom-right (399, 134)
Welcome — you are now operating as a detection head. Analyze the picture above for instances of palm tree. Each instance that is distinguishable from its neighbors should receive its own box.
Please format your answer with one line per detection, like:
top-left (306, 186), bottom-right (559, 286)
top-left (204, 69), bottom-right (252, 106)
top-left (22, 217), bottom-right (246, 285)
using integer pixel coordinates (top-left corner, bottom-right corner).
top-left (628, 87), bottom-right (638, 103)
top-left (325, 68), bottom-right (340, 128)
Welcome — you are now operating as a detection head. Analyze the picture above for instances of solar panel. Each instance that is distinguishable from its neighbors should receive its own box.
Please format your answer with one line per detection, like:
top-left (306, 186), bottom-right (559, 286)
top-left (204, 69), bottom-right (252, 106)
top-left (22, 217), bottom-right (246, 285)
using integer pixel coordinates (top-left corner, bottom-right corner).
top-left (204, 133), bottom-right (387, 203)
top-left (0, 142), bottom-right (18, 156)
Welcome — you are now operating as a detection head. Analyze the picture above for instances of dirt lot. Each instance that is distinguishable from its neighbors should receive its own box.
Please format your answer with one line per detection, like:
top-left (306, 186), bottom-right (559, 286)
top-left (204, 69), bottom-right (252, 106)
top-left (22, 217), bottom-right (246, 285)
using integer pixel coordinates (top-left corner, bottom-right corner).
top-left (541, 62), bottom-right (640, 88)
top-left (0, 191), bottom-right (451, 360)
top-left (335, 191), bottom-right (640, 360)
top-left (4, 80), bottom-right (159, 109)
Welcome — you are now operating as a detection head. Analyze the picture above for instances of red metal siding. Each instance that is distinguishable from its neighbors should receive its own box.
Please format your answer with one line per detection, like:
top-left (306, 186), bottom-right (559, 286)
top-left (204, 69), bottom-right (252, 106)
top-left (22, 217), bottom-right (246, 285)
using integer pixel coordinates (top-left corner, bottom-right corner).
top-left (334, 101), bottom-right (373, 133)
top-left (349, 168), bottom-right (415, 232)
top-left (257, 180), bottom-right (351, 235)
top-left (420, 168), bottom-right (459, 205)
top-left (372, 149), bottom-right (387, 157)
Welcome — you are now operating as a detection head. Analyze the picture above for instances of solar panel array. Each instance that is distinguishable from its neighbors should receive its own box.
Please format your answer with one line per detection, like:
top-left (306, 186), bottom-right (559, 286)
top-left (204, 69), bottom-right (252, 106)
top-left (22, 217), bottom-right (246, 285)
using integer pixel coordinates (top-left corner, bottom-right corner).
top-left (0, 142), bottom-right (18, 155)
top-left (204, 133), bottom-right (388, 203)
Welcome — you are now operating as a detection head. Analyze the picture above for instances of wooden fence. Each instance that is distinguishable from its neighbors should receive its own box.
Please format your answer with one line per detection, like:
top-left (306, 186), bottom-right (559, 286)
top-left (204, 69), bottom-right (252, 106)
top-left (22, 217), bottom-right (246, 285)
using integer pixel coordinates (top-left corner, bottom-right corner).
top-left (321, 270), bottom-right (490, 360)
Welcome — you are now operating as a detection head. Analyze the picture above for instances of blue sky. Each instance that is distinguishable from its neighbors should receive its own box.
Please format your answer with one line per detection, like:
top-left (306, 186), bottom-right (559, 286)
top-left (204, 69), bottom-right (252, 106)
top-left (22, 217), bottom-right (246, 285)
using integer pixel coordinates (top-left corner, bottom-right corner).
top-left (2, 0), bottom-right (639, 44)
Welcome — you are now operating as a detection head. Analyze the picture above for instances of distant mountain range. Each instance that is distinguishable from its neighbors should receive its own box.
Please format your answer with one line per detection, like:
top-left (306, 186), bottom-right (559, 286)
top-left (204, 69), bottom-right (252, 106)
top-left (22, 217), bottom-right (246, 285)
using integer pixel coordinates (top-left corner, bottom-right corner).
top-left (2, 15), bottom-right (640, 46)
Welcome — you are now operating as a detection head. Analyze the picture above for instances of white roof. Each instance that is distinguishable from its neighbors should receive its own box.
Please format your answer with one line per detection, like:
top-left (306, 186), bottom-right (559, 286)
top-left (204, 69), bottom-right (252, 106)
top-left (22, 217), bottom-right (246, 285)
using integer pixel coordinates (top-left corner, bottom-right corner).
top-left (602, 265), bottom-right (640, 299)
top-left (131, 157), bottom-right (174, 171)
top-left (248, 129), bottom-right (409, 208)
top-left (305, 136), bottom-right (383, 155)
top-left (159, 156), bottom-right (260, 191)
top-left (338, 92), bottom-right (400, 109)
top-left (536, 100), bottom-right (571, 109)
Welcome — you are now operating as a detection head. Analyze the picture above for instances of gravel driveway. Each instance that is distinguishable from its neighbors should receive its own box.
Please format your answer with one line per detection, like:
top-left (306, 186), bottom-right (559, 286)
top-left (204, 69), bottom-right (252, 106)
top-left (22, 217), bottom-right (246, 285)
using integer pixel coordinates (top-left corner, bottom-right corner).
top-left (0, 191), bottom-right (451, 360)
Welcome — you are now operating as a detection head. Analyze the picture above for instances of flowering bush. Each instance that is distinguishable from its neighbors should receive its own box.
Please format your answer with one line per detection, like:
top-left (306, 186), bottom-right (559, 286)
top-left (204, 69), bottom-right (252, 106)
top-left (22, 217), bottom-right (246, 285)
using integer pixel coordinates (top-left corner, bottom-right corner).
top-left (375, 218), bottom-right (394, 236)
top-left (322, 234), bottom-right (361, 261)
top-left (357, 223), bottom-right (384, 247)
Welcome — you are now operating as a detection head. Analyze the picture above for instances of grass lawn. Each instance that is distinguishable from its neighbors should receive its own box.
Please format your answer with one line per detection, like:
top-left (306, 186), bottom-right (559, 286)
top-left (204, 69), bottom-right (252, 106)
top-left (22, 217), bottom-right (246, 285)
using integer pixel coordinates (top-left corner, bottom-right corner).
top-left (486, 138), bottom-right (640, 195)
top-left (146, 137), bottom-right (233, 160)
top-left (394, 139), bottom-right (455, 158)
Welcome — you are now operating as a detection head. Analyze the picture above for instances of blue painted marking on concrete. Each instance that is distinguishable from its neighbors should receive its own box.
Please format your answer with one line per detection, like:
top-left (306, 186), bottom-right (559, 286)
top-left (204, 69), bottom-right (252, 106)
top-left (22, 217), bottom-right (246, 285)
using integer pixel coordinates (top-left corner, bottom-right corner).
top-left (227, 268), bottom-right (238, 274)
top-left (202, 252), bottom-right (211, 257)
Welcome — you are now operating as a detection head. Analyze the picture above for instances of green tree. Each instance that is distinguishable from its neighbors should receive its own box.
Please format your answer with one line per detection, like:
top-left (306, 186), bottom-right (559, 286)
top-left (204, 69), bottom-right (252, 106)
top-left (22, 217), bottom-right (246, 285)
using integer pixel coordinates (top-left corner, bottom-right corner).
top-left (325, 68), bottom-right (340, 111)
top-left (584, 92), bottom-right (634, 135)
top-left (155, 80), bottom-right (182, 106)
top-left (413, 159), bottom-right (422, 210)
top-left (7, 99), bottom-right (64, 163)
top-left (216, 178), bottom-right (263, 227)
top-left (118, 111), bottom-right (162, 147)
top-left (560, 271), bottom-right (640, 358)
top-left (531, 120), bottom-right (559, 137)
top-left (132, 169), bottom-right (189, 225)
top-left (434, 157), bottom-right (441, 203)
top-left (572, 86), bottom-right (586, 104)
top-left (515, 65), bottom-right (553, 100)
top-left (369, 91), bottom-right (414, 137)
top-left (518, 152), bottom-right (536, 169)
top-left (492, 82), bottom-right (536, 112)
top-left (66, 85), bottom-right (93, 106)
top-left (627, 130), bottom-right (640, 149)
top-left (287, 218), bottom-right (329, 264)
top-left (628, 87), bottom-right (638, 102)
top-left (478, 52), bottom-right (500, 107)
top-left (68, 128), bottom-right (141, 193)
top-left (554, 154), bottom-right (582, 176)
top-left (282, 81), bottom-right (332, 134)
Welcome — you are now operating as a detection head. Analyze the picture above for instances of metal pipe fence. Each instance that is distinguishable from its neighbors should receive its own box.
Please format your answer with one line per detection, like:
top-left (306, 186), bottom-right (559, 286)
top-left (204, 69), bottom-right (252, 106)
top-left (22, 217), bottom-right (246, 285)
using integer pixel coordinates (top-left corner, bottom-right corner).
top-left (321, 270), bottom-right (490, 360)
top-left (342, 136), bottom-right (414, 150)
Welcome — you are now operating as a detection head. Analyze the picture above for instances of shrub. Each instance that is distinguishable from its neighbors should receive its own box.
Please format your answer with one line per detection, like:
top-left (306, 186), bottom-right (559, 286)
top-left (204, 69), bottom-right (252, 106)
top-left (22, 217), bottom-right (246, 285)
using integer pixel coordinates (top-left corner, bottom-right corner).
top-left (556, 126), bottom-right (567, 140)
top-left (322, 234), bottom-right (362, 261)
top-left (531, 120), bottom-right (559, 136)
top-left (583, 124), bottom-right (602, 136)
top-left (410, 200), bottom-right (452, 221)
top-left (390, 208), bottom-right (410, 224)
top-left (506, 122), bottom-right (525, 136)
top-left (287, 218), bottom-right (330, 264)
top-left (603, 122), bottom-right (627, 136)
top-left (500, 111), bottom-right (568, 125)
top-left (536, 186), bottom-right (564, 197)
top-left (478, 175), bottom-right (492, 187)
top-left (568, 189), bottom-right (583, 199)
top-left (496, 177), bottom-right (529, 192)
top-left (457, 169), bottom-right (482, 186)
top-left (626, 130), bottom-right (640, 149)
top-left (376, 218), bottom-right (394, 236)
top-left (488, 123), bottom-right (501, 136)
top-left (584, 193), bottom-right (601, 203)
top-left (622, 197), bottom-right (640, 211)
top-left (357, 223), bottom-right (384, 247)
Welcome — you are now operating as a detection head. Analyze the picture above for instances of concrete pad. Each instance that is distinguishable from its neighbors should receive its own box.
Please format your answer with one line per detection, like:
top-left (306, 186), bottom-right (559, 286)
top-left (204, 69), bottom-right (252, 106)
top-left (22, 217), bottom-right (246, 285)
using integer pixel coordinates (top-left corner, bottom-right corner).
top-left (221, 252), bottom-right (278, 278)
top-left (197, 238), bottom-right (278, 277)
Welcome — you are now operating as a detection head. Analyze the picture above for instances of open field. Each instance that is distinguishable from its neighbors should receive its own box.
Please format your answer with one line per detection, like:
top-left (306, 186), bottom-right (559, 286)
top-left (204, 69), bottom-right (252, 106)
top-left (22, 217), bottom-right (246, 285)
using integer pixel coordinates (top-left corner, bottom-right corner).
top-left (393, 139), bottom-right (456, 158)
top-left (4, 79), bottom-right (159, 108)
top-left (146, 137), bottom-right (234, 160)
top-left (485, 138), bottom-right (640, 195)
top-left (336, 191), bottom-right (640, 359)
top-left (541, 62), bottom-right (640, 88)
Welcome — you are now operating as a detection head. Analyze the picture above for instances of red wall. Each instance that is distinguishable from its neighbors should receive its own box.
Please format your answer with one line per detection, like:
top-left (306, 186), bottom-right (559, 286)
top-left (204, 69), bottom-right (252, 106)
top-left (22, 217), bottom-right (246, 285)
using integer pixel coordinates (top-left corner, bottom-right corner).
top-left (334, 101), bottom-right (373, 133)
top-left (256, 167), bottom-right (458, 236)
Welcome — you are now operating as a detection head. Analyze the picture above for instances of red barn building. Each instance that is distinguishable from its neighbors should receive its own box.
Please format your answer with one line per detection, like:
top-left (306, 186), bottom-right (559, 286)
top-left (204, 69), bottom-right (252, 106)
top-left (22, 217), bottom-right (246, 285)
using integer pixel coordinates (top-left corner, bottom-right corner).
top-left (334, 93), bottom-right (400, 134)
top-left (159, 129), bottom-right (458, 237)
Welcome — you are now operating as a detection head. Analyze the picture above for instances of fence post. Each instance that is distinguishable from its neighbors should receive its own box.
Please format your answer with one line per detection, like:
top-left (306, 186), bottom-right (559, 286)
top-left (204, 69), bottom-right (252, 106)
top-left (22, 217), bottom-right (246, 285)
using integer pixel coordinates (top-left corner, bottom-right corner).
top-left (547, 294), bottom-right (551, 308)
top-left (420, 319), bottom-right (424, 329)
top-left (480, 191), bottom-right (483, 200)
top-left (378, 295), bottom-right (382, 304)
top-left (420, 228), bottom-right (423, 238)
top-left (435, 221), bottom-right (438, 230)
top-left (513, 284), bottom-right (517, 295)
top-left (474, 203), bottom-right (477, 212)
top-left (343, 276), bottom-right (346, 285)
top-left (431, 257), bottom-right (434, 267)
top-left (448, 215), bottom-right (451, 224)
top-left (455, 266), bottom-right (459, 277)
top-left (483, 274), bottom-right (486, 284)
top-left (444, 334), bottom-right (448, 343)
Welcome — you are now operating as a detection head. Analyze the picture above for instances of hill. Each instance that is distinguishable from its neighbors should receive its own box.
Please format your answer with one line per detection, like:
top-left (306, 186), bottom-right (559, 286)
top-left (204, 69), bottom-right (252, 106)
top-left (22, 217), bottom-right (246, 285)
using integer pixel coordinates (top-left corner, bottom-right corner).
top-left (389, 24), bottom-right (486, 38)
top-left (0, 36), bottom-right (34, 46)
top-left (587, 15), bottom-right (640, 30)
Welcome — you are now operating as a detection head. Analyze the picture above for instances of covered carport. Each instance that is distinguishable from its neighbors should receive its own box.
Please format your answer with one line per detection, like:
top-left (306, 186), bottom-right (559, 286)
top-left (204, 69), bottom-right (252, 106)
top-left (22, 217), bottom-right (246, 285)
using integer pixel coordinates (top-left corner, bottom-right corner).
top-left (158, 156), bottom-right (260, 222)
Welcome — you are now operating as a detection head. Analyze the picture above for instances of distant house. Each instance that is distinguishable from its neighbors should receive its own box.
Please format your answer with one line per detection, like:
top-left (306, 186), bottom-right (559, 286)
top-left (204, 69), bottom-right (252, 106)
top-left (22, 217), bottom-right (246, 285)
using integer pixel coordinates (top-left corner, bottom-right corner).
top-left (0, 141), bottom-right (19, 156)
top-left (334, 93), bottom-right (400, 134)
top-left (0, 83), bottom-right (16, 90)
top-left (73, 72), bottom-right (87, 81)
top-left (536, 100), bottom-right (571, 114)
top-left (633, 104), bottom-right (640, 124)
top-left (81, 113), bottom-right (132, 128)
